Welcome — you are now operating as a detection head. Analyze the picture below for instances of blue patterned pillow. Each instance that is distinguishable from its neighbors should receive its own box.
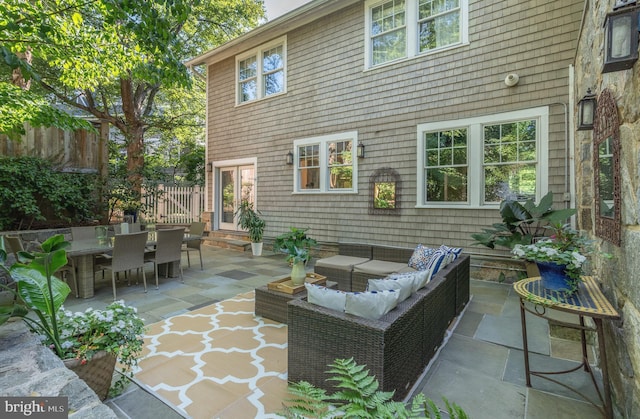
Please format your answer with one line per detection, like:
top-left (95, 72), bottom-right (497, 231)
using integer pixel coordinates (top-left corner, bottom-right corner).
top-left (408, 244), bottom-right (435, 271)
top-left (439, 245), bottom-right (463, 264)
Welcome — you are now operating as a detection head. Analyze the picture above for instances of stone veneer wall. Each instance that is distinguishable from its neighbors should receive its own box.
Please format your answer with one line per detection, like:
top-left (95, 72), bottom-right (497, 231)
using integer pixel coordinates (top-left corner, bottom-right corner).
top-left (0, 320), bottom-right (117, 418)
top-left (574, 0), bottom-right (640, 416)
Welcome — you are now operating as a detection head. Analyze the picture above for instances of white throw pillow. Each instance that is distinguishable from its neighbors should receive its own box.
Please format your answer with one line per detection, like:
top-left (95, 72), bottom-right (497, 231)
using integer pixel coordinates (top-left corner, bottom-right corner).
top-left (367, 275), bottom-right (414, 302)
top-left (387, 269), bottom-right (431, 291)
top-left (344, 290), bottom-right (400, 320)
top-left (305, 283), bottom-right (346, 312)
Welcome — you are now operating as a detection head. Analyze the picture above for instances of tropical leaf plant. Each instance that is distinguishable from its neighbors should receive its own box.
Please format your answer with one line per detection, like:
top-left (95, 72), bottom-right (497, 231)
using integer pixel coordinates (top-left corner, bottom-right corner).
top-left (471, 191), bottom-right (576, 250)
top-left (0, 234), bottom-right (71, 357)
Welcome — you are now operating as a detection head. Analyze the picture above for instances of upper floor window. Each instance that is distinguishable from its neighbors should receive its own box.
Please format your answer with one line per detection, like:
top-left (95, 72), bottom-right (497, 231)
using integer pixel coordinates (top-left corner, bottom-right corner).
top-left (293, 132), bottom-right (359, 193)
top-left (236, 37), bottom-right (286, 104)
top-left (366, 0), bottom-right (468, 68)
top-left (417, 107), bottom-right (549, 208)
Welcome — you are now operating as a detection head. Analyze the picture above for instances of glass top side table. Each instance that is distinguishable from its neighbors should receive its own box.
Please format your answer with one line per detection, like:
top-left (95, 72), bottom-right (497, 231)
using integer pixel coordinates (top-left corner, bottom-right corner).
top-left (513, 276), bottom-right (620, 419)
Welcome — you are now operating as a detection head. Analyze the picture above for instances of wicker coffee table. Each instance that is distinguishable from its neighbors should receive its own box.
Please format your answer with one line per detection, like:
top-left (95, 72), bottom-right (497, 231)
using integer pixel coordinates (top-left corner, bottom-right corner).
top-left (255, 279), bottom-right (337, 324)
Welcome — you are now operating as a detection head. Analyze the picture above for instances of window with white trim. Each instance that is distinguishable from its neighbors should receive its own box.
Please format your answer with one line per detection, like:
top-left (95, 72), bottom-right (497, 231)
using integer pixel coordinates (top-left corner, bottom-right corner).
top-left (236, 37), bottom-right (286, 104)
top-left (366, 0), bottom-right (468, 68)
top-left (417, 107), bottom-right (549, 208)
top-left (293, 132), bottom-right (358, 193)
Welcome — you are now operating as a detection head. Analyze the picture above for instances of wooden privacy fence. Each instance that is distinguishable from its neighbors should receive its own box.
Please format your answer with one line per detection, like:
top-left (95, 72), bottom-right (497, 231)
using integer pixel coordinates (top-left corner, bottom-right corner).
top-left (143, 184), bottom-right (205, 224)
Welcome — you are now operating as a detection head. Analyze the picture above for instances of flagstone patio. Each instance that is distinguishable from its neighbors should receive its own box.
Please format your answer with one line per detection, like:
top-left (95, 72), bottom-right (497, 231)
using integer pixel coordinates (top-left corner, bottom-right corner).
top-left (62, 245), bottom-right (604, 418)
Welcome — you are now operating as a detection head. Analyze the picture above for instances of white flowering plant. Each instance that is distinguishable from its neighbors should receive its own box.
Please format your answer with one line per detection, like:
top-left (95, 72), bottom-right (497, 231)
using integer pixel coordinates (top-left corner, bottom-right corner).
top-left (512, 223), bottom-right (593, 291)
top-left (0, 235), bottom-right (145, 395)
top-left (51, 301), bottom-right (146, 393)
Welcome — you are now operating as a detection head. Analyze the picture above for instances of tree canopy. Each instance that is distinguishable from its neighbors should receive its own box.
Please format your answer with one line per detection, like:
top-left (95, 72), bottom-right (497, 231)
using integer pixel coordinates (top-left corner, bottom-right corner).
top-left (1, 0), bottom-right (264, 188)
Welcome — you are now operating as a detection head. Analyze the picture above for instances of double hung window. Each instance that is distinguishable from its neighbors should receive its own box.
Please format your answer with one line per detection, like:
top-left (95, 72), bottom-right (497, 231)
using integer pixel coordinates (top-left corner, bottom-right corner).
top-left (237, 37), bottom-right (286, 104)
top-left (293, 132), bottom-right (358, 193)
top-left (417, 108), bottom-right (549, 208)
top-left (366, 0), bottom-right (468, 68)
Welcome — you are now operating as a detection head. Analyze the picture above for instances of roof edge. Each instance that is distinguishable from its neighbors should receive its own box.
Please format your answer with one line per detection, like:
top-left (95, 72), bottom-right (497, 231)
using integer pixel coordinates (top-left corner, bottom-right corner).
top-left (185, 0), bottom-right (359, 67)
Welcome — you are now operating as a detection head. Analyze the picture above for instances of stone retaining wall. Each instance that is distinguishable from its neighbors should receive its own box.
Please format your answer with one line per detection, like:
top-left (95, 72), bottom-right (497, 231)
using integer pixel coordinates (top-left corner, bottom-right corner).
top-left (0, 319), bottom-right (116, 418)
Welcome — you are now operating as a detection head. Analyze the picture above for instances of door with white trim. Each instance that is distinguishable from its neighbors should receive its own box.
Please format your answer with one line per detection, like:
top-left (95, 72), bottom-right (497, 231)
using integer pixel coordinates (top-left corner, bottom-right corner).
top-left (218, 165), bottom-right (256, 231)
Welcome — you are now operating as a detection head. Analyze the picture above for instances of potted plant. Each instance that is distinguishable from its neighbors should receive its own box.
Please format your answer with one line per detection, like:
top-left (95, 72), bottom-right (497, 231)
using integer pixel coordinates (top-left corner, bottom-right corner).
top-left (471, 191), bottom-right (576, 277)
top-left (0, 234), bottom-right (145, 400)
top-left (235, 200), bottom-right (266, 256)
top-left (273, 227), bottom-right (318, 285)
top-left (511, 223), bottom-right (593, 295)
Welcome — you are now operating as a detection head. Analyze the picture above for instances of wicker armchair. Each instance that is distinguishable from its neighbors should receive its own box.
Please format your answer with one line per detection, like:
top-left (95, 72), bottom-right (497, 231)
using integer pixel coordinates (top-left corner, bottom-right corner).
top-left (288, 254), bottom-right (470, 401)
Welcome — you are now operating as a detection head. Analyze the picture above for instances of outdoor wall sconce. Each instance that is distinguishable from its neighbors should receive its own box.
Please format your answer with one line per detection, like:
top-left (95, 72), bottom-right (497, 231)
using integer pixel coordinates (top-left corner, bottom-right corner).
top-left (206, 162), bottom-right (213, 172)
top-left (603, 1), bottom-right (639, 73)
top-left (286, 151), bottom-right (294, 165)
top-left (578, 89), bottom-right (597, 130)
top-left (357, 142), bottom-right (365, 158)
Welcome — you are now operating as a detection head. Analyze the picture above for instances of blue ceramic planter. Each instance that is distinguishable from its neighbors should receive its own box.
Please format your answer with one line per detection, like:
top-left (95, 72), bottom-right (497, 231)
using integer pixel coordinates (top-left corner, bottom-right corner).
top-left (536, 261), bottom-right (571, 292)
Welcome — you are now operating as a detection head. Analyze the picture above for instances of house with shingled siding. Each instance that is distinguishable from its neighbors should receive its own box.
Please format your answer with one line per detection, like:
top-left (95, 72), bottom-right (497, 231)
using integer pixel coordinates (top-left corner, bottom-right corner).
top-left (187, 0), bottom-right (583, 265)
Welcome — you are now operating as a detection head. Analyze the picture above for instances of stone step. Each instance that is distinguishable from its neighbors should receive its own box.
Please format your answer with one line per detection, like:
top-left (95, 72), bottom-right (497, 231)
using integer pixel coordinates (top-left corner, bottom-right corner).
top-left (203, 232), bottom-right (251, 252)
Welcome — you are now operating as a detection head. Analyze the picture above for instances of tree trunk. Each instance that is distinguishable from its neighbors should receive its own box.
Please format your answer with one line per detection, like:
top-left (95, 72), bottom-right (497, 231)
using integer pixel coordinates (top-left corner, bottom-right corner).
top-left (12, 50), bottom-right (32, 90)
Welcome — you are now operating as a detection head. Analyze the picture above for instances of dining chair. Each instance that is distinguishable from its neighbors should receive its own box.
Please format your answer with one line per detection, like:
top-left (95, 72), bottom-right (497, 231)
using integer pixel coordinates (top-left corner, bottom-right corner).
top-left (182, 222), bottom-right (205, 270)
top-left (146, 227), bottom-right (185, 289)
top-left (95, 231), bottom-right (149, 300)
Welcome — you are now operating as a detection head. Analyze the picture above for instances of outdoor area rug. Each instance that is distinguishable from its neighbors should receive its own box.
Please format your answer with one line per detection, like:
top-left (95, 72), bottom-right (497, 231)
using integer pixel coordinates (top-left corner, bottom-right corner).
top-left (133, 291), bottom-right (290, 418)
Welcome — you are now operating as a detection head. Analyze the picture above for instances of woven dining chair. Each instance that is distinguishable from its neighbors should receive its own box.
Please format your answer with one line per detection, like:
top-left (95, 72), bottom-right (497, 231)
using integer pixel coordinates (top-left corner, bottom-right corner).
top-left (146, 227), bottom-right (185, 289)
top-left (182, 222), bottom-right (205, 270)
top-left (95, 231), bottom-right (149, 300)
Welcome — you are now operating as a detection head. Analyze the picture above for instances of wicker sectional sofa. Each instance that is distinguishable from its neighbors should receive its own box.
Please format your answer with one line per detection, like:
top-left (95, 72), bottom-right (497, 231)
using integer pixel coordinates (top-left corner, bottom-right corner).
top-left (288, 253), bottom-right (470, 401)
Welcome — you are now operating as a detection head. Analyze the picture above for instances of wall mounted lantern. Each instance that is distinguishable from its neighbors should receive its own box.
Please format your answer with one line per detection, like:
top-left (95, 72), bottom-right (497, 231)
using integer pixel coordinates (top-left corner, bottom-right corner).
top-left (206, 162), bottom-right (213, 172)
top-left (603, 1), bottom-right (639, 73)
top-left (357, 142), bottom-right (365, 158)
top-left (578, 89), bottom-right (597, 130)
top-left (286, 151), bottom-right (294, 165)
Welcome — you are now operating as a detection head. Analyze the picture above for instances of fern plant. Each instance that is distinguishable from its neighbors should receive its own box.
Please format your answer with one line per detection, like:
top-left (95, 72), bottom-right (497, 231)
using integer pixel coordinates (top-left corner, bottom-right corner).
top-left (282, 358), bottom-right (468, 419)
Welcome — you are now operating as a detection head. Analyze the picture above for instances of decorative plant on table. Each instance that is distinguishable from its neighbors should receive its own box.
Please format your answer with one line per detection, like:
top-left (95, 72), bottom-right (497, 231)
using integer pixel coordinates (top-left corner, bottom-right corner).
top-left (471, 191), bottom-right (576, 278)
top-left (511, 223), bottom-right (594, 295)
top-left (0, 234), bottom-right (145, 399)
top-left (282, 358), bottom-right (468, 419)
top-left (273, 227), bottom-right (318, 286)
top-left (235, 200), bottom-right (266, 256)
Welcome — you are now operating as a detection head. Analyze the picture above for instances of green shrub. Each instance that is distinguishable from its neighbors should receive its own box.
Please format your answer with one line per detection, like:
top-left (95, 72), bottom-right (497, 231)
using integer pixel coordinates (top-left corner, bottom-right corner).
top-left (0, 156), bottom-right (99, 230)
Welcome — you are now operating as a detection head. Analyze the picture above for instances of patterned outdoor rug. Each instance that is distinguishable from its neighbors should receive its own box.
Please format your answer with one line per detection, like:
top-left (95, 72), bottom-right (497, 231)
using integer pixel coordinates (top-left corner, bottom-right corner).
top-left (133, 291), bottom-right (289, 418)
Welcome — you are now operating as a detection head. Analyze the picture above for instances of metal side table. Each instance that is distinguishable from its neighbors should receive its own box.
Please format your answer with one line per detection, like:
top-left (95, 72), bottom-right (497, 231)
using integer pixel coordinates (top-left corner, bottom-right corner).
top-left (513, 276), bottom-right (620, 419)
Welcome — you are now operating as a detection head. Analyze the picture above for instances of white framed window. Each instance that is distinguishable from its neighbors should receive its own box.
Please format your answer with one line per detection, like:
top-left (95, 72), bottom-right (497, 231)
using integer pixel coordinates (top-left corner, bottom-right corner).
top-left (417, 107), bottom-right (549, 208)
top-left (365, 0), bottom-right (468, 69)
top-left (293, 132), bottom-right (359, 193)
top-left (236, 36), bottom-right (286, 104)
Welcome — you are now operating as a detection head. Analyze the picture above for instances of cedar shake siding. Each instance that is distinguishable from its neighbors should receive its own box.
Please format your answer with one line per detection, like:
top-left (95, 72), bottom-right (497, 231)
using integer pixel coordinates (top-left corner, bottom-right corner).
top-left (197, 0), bottom-right (583, 254)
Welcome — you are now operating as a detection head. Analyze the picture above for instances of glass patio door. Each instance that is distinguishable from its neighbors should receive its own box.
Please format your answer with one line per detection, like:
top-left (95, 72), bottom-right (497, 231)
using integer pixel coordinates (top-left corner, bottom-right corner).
top-left (218, 165), bottom-right (256, 231)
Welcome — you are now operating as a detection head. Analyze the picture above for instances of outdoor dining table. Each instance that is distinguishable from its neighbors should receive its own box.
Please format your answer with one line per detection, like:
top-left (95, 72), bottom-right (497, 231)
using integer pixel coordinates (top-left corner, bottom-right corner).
top-left (67, 232), bottom-right (202, 299)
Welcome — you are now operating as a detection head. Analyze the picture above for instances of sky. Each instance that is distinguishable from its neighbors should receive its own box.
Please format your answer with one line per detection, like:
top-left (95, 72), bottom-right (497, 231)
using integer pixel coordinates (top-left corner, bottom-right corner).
top-left (263, 0), bottom-right (314, 20)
